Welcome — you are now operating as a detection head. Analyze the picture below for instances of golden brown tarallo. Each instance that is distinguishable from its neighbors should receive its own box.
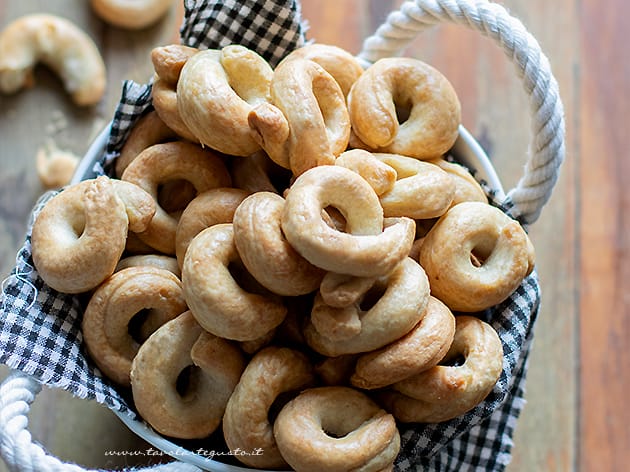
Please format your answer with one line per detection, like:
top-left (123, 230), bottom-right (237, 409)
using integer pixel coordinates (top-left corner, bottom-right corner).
top-left (31, 177), bottom-right (155, 293)
top-left (82, 266), bottom-right (186, 386)
top-left (274, 386), bottom-right (401, 472)
top-left (130, 311), bottom-right (246, 439)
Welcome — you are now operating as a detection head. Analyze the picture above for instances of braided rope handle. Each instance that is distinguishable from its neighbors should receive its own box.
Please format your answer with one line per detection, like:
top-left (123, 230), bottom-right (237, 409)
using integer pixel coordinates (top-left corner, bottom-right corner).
top-left (0, 370), bottom-right (200, 472)
top-left (356, 0), bottom-right (566, 224)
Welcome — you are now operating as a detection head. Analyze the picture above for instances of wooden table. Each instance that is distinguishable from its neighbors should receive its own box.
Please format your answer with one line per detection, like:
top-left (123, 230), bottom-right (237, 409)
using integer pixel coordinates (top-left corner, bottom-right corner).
top-left (0, 1), bottom-right (627, 471)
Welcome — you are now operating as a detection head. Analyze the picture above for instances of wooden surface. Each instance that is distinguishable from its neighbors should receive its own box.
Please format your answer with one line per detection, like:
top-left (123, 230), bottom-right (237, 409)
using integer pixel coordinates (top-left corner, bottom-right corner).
top-left (0, 0), bottom-right (627, 471)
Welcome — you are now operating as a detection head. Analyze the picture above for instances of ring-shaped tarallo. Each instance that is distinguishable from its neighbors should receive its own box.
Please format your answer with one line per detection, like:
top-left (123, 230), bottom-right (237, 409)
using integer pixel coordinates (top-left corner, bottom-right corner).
top-left (348, 57), bottom-right (461, 159)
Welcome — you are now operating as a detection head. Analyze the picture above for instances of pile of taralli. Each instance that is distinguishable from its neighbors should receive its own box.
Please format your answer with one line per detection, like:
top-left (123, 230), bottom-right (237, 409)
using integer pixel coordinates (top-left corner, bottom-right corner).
top-left (29, 43), bottom-right (536, 471)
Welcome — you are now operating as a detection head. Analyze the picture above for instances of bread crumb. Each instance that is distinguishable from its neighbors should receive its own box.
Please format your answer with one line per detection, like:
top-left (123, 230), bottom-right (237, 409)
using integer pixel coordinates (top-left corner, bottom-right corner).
top-left (45, 110), bottom-right (68, 135)
top-left (36, 142), bottom-right (80, 189)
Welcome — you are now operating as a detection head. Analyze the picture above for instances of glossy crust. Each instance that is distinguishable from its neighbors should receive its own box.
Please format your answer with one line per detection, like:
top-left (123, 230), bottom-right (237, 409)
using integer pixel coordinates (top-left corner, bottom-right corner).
top-left (182, 223), bottom-right (287, 341)
top-left (0, 14), bottom-right (106, 105)
top-left (248, 58), bottom-right (350, 176)
top-left (334, 149), bottom-right (396, 196)
top-left (150, 46), bottom-right (198, 142)
top-left (115, 111), bottom-right (179, 177)
top-left (430, 157), bottom-right (489, 206)
top-left (31, 177), bottom-right (155, 293)
top-left (348, 57), bottom-right (460, 159)
top-left (281, 165), bottom-right (415, 277)
top-left (372, 152), bottom-right (455, 219)
top-left (277, 43), bottom-right (364, 97)
top-left (151, 44), bottom-right (198, 86)
top-left (175, 187), bottom-right (248, 268)
top-left (82, 266), bottom-right (186, 385)
top-left (233, 191), bottom-right (325, 296)
top-left (304, 257), bottom-right (430, 356)
top-left (130, 311), bottom-right (246, 439)
top-left (121, 141), bottom-right (231, 254)
top-left (351, 296), bottom-right (456, 390)
top-left (61, 38), bottom-right (530, 465)
top-left (177, 46), bottom-right (273, 156)
top-left (418, 201), bottom-right (535, 312)
top-left (273, 386), bottom-right (400, 472)
top-left (151, 74), bottom-right (198, 142)
top-left (378, 315), bottom-right (504, 423)
top-left (223, 346), bottom-right (314, 468)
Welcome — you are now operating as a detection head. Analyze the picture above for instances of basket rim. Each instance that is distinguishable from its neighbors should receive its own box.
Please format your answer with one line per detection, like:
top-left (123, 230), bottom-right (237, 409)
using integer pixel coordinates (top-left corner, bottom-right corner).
top-left (72, 123), bottom-right (506, 200)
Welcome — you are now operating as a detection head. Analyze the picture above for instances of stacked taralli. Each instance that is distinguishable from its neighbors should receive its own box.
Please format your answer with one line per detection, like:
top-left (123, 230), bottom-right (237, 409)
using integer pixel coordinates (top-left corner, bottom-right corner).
top-left (29, 43), bottom-right (535, 472)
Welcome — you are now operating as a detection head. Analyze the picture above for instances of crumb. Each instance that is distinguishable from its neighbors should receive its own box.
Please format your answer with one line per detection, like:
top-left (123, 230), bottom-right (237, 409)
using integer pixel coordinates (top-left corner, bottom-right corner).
top-left (45, 110), bottom-right (69, 135)
top-left (36, 142), bottom-right (80, 189)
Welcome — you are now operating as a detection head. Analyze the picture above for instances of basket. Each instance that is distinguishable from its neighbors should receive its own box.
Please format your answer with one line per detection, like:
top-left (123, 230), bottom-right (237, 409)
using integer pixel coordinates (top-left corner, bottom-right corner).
top-left (0, 1), bottom-right (565, 471)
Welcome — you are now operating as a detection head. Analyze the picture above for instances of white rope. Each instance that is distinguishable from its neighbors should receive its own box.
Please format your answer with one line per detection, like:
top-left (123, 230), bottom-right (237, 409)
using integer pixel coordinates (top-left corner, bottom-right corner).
top-left (357, 0), bottom-right (566, 224)
top-left (0, 370), bottom-right (200, 472)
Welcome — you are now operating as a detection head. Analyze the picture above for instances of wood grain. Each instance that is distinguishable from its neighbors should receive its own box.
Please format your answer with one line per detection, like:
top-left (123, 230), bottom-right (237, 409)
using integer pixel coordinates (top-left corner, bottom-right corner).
top-left (578, 0), bottom-right (630, 470)
top-left (0, 0), bottom-right (627, 471)
top-left (0, 1), bottom-right (183, 470)
top-left (502, 2), bottom-right (579, 470)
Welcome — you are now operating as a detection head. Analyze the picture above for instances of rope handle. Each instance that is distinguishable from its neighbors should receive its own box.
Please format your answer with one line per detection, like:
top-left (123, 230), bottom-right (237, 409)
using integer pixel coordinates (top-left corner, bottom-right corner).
top-left (356, 0), bottom-right (566, 224)
top-left (0, 370), bottom-right (199, 472)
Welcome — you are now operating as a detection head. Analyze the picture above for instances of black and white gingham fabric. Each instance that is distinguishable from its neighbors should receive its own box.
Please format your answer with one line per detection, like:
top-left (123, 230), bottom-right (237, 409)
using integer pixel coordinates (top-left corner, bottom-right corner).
top-left (181, 0), bottom-right (305, 66)
top-left (0, 1), bottom-right (541, 470)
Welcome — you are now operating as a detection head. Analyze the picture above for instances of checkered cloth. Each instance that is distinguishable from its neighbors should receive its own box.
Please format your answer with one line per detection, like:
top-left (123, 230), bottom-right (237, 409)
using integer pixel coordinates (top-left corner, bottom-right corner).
top-left (0, 1), bottom-right (540, 471)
